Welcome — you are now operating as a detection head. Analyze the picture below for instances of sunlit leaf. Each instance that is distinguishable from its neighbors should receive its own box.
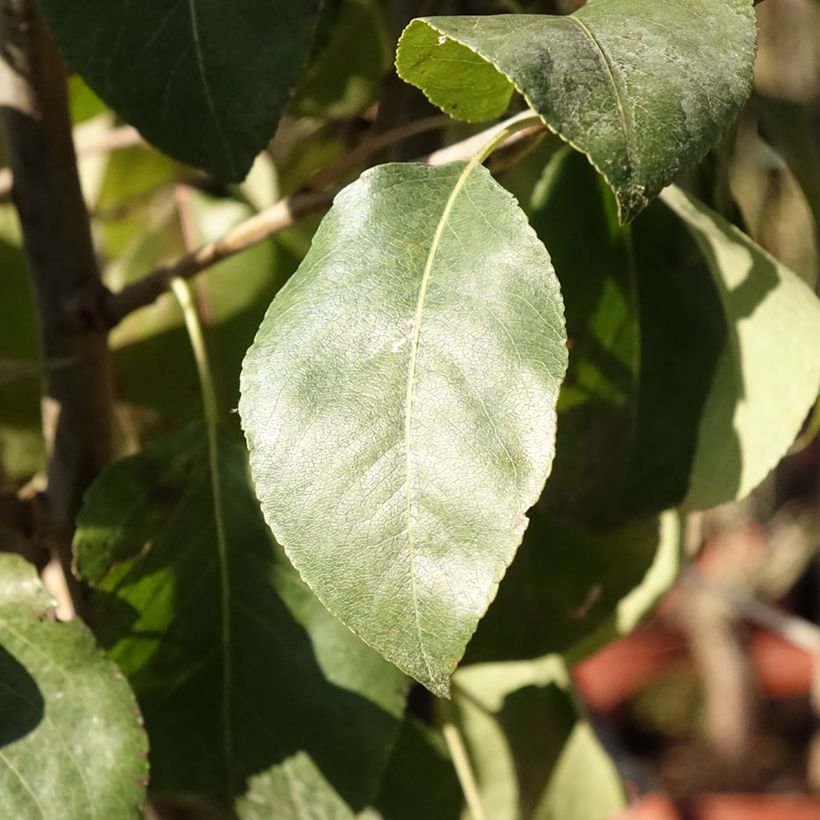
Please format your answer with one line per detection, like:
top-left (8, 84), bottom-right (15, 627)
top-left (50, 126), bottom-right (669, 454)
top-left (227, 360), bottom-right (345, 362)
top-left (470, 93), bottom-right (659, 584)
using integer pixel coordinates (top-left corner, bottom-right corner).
top-left (450, 657), bottom-right (625, 820)
top-left (661, 186), bottom-right (820, 509)
top-left (396, 1), bottom-right (757, 221)
top-left (240, 162), bottom-right (567, 695)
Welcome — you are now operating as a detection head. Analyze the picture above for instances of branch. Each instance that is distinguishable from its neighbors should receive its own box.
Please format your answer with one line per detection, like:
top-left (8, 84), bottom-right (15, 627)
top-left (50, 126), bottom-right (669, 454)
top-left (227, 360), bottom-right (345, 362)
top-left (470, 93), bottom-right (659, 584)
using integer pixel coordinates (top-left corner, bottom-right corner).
top-left (0, 0), bottom-right (114, 612)
top-left (104, 114), bottom-right (545, 326)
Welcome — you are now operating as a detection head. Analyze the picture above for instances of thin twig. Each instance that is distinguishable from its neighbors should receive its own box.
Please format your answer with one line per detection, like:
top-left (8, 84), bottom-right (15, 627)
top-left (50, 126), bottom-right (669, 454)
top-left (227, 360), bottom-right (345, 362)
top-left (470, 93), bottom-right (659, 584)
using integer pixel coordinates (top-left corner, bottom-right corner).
top-left (683, 568), bottom-right (820, 654)
top-left (304, 114), bottom-right (451, 190)
top-left (104, 113), bottom-right (546, 327)
top-left (104, 189), bottom-right (336, 326)
top-left (442, 722), bottom-right (487, 820)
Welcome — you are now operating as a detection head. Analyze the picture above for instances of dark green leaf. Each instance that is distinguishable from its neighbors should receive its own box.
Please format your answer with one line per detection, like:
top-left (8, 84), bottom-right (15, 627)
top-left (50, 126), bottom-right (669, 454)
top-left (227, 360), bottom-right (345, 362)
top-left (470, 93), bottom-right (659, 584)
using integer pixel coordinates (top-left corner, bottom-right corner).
top-left (0, 553), bottom-right (148, 818)
top-left (240, 162), bottom-right (567, 695)
top-left (74, 428), bottom-right (406, 816)
top-left (396, 1), bottom-right (757, 221)
top-left (465, 510), bottom-right (681, 665)
top-left (528, 147), bottom-right (725, 524)
top-left (363, 719), bottom-right (463, 820)
top-left (40, 0), bottom-right (323, 179)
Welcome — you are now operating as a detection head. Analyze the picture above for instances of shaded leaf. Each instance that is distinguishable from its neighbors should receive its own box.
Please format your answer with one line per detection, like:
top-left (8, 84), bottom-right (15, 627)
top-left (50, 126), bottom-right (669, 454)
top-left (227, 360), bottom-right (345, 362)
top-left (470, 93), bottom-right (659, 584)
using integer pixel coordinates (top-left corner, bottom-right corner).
top-left (0, 553), bottom-right (147, 818)
top-left (240, 162), bottom-right (567, 695)
top-left (450, 657), bottom-right (624, 820)
top-left (292, 0), bottom-right (392, 120)
top-left (661, 186), bottom-right (820, 509)
top-left (528, 148), bottom-right (725, 524)
top-left (361, 719), bottom-right (463, 820)
top-left (396, 1), bottom-right (757, 221)
top-left (465, 510), bottom-right (682, 665)
top-left (74, 428), bottom-right (406, 816)
top-left (40, 0), bottom-right (323, 179)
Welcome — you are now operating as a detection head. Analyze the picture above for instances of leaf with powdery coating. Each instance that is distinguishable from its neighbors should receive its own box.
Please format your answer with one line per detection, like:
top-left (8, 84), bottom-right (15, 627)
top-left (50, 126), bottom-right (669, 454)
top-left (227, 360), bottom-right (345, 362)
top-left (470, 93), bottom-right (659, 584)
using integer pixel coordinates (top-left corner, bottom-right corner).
top-left (397, 1), bottom-right (757, 221)
top-left (240, 161), bottom-right (567, 696)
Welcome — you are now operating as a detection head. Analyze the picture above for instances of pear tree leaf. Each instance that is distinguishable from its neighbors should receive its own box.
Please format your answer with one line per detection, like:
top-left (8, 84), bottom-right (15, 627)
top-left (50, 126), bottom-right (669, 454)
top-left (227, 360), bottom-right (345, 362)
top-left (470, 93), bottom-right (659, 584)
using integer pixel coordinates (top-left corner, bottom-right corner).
top-left (39, 0), bottom-right (323, 179)
top-left (396, 1), bottom-right (757, 221)
top-left (74, 427), bottom-right (406, 816)
top-left (450, 657), bottom-right (625, 820)
top-left (240, 161), bottom-right (567, 696)
top-left (660, 187), bottom-right (820, 509)
top-left (0, 553), bottom-right (148, 819)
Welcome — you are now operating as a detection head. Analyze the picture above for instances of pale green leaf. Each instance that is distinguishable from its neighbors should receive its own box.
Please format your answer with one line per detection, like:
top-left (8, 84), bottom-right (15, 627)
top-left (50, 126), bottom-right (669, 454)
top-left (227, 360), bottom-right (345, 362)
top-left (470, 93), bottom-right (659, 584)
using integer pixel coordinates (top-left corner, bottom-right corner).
top-left (0, 553), bottom-right (147, 819)
top-left (661, 187), bottom-right (820, 509)
top-left (39, 0), bottom-right (323, 179)
top-left (451, 657), bottom-right (625, 820)
top-left (74, 428), bottom-right (406, 816)
top-left (396, 1), bottom-right (757, 221)
top-left (240, 162), bottom-right (567, 696)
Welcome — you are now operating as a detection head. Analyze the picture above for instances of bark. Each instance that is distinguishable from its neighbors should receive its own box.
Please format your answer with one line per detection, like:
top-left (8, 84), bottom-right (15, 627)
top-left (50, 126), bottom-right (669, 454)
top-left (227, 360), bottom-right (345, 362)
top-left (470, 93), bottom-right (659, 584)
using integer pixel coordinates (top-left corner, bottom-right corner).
top-left (0, 0), bottom-right (113, 612)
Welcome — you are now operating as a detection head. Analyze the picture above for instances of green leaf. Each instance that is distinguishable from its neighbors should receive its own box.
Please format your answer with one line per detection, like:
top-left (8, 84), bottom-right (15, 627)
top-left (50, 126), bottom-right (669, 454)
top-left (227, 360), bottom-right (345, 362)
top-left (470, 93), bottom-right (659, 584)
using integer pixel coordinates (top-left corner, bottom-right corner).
top-left (465, 510), bottom-right (682, 666)
top-left (396, 1), bottom-right (757, 221)
top-left (74, 428), bottom-right (406, 816)
top-left (0, 553), bottom-right (147, 818)
top-left (661, 186), bottom-right (820, 509)
top-left (450, 657), bottom-right (625, 820)
top-left (39, 0), bottom-right (323, 180)
top-left (240, 162), bottom-right (567, 696)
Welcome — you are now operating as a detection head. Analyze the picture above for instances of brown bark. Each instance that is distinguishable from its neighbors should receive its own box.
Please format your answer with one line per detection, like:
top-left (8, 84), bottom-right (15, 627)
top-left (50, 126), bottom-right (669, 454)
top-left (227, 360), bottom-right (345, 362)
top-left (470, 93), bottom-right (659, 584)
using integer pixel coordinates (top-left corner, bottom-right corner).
top-left (0, 0), bottom-right (113, 612)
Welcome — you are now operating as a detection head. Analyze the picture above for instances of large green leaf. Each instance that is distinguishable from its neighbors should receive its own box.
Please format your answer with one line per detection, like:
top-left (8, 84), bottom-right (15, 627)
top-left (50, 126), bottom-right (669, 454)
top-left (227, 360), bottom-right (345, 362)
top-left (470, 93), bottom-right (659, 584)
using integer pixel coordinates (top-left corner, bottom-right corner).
top-left (39, 0), bottom-right (323, 180)
top-left (661, 187), bottom-right (820, 509)
top-left (0, 553), bottom-right (147, 818)
top-left (396, 1), bottom-right (757, 221)
top-left (240, 162), bottom-right (567, 696)
top-left (74, 428), bottom-right (406, 816)
top-left (450, 657), bottom-right (625, 820)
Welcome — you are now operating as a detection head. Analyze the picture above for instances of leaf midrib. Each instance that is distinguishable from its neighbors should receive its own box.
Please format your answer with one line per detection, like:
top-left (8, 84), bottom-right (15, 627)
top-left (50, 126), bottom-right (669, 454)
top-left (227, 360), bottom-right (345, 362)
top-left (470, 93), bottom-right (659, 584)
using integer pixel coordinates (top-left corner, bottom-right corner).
top-left (568, 15), bottom-right (637, 179)
top-left (403, 160), bottom-right (485, 686)
top-left (186, 0), bottom-right (236, 176)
